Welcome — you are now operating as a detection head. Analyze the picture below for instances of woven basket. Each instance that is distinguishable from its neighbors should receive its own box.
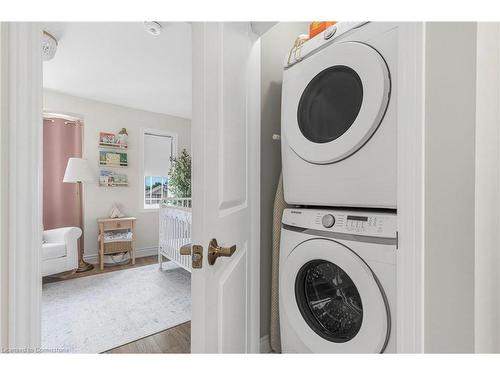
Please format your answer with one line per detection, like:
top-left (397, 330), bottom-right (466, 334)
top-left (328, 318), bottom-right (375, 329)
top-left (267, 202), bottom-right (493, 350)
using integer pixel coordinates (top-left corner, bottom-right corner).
top-left (103, 241), bottom-right (132, 254)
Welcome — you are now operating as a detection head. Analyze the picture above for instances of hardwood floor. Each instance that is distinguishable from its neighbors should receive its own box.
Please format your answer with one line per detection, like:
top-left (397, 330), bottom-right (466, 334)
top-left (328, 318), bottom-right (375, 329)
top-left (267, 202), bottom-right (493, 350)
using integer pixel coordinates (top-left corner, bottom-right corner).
top-left (42, 255), bottom-right (158, 284)
top-left (105, 321), bottom-right (191, 354)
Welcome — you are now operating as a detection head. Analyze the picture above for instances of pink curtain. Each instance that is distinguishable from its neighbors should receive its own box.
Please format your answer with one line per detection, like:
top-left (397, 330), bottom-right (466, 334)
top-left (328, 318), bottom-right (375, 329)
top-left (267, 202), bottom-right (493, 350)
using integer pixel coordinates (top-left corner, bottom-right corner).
top-left (43, 118), bottom-right (83, 236)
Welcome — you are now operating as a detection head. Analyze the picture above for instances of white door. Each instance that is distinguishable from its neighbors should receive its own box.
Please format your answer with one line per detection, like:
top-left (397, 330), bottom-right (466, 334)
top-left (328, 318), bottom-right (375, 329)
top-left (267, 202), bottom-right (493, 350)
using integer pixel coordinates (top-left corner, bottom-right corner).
top-left (190, 22), bottom-right (261, 353)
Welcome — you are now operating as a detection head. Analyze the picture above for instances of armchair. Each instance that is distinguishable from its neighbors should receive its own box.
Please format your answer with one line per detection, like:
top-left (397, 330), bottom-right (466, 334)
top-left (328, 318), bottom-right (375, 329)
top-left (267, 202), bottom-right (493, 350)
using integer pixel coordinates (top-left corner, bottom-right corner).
top-left (42, 227), bottom-right (82, 277)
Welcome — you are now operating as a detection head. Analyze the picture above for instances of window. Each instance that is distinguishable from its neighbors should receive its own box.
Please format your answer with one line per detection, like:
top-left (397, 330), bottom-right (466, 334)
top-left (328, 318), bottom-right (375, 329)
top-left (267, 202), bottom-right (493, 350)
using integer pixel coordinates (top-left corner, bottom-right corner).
top-left (144, 176), bottom-right (168, 207)
top-left (142, 130), bottom-right (175, 209)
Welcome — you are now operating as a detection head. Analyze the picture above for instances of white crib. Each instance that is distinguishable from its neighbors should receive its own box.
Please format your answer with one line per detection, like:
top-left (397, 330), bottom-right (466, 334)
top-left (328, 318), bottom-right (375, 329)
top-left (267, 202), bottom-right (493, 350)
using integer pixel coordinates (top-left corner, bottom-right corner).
top-left (158, 198), bottom-right (192, 272)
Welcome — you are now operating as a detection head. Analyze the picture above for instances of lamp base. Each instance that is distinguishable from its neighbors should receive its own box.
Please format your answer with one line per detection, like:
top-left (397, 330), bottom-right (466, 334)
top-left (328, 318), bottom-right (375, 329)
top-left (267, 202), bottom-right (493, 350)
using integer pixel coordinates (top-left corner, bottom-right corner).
top-left (76, 258), bottom-right (94, 273)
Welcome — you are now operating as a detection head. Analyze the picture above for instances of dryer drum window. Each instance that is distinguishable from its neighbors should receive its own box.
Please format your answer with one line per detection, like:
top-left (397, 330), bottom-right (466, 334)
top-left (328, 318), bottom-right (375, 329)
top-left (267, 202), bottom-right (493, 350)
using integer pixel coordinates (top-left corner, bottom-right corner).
top-left (295, 259), bottom-right (363, 343)
top-left (297, 65), bottom-right (363, 144)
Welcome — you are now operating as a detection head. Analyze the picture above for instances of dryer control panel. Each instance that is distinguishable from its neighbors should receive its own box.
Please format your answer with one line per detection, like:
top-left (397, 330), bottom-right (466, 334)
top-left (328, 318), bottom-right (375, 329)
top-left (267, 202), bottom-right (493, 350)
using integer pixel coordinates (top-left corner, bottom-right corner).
top-left (282, 208), bottom-right (397, 239)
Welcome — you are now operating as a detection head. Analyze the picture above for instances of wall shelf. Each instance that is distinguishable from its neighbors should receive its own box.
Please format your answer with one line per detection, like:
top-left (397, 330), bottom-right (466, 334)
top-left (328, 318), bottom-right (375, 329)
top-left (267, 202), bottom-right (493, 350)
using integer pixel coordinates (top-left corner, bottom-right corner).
top-left (99, 143), bottom-right (128, 150)
top-left (98, 131), bottom-right (129, 186)
top-left (99, 163), bottom-right (129, 168)
top-left (99, 131), bottom-right (128, 150)
top-left (99, 150), bottom-right (128, 168)
top-left (99, 169), bottom-right (128, 187)
top-left (99, 183), bottom-right (129, 187)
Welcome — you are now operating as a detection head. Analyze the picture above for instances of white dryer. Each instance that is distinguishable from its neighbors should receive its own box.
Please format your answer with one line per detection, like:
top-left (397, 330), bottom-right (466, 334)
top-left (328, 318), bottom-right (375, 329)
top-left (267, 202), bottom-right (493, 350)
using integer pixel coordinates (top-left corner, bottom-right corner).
top-left (279, 208), bottom-right (396, 353)
top-left (281, 22), bottom-right (398, 208)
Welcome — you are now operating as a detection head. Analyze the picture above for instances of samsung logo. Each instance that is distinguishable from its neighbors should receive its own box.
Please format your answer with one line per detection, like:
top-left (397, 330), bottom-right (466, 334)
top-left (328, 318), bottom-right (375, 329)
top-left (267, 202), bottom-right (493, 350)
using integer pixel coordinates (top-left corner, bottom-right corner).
top-left (290, 210), bottom-right (302, 214)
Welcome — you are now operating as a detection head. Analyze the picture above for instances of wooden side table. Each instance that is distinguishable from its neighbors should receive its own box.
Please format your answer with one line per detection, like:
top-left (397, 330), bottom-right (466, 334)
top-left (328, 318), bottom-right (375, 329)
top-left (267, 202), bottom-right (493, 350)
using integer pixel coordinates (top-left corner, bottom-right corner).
top-left (97, 216), bottom-right (136, 271)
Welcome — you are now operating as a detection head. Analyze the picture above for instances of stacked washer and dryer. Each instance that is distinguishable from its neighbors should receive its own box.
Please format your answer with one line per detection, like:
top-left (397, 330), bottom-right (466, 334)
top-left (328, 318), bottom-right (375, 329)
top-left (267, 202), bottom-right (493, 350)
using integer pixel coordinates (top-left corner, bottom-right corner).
top-left (279, 22), bottom-right (398, 353)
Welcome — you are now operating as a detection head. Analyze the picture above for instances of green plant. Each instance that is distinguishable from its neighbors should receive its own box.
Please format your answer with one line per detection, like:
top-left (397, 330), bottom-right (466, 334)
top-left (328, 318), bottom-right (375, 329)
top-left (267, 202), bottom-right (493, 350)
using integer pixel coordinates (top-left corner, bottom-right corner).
top-left (168, 149), bottom-right (192, 198)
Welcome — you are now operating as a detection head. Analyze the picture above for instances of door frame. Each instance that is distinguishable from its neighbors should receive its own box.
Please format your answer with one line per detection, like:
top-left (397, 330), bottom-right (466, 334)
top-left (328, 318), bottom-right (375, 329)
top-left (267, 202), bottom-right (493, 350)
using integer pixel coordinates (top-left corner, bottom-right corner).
top-left (396, 22), bottom-right (425, 353)
top-left (0, 22), bottom-right (43, 350)
top-left (0, 21), bottom-right (426, 352)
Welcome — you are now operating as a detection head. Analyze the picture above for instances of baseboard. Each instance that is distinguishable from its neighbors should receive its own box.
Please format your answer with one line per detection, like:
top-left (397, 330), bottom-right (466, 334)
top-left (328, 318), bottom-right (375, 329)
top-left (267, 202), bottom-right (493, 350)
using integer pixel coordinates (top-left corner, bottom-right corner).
top-left (260, 334), bottom-right (271, 353)
top-left (83, 246), bottom-right (158, 264)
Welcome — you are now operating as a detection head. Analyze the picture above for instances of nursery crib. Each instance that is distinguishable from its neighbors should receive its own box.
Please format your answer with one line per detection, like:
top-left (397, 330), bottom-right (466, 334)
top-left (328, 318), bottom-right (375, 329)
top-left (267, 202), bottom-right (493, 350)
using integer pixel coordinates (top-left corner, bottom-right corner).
top-left (158, 198), bottom-right (192, 272)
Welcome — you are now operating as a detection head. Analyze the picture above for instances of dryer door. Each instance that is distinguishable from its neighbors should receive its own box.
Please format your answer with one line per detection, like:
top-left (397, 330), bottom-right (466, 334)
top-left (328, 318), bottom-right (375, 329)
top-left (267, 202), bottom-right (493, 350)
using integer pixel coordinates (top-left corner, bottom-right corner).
top-left (282, 41), bottom-right (390, 164)
top-left (281, 238), bottom-right (390, 353)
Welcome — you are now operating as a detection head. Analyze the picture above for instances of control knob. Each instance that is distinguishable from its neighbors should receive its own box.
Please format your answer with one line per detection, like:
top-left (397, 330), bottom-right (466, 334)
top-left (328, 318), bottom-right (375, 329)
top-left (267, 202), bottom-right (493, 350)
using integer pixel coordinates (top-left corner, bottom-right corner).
top-left (321, 214), bottom-right (335, 228)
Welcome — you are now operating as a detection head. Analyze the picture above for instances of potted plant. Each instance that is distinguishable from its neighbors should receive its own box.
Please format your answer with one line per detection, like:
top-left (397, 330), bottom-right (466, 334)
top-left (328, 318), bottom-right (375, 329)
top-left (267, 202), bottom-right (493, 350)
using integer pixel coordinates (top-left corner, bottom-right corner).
top-left (168, 149), bottom-right (192, 199)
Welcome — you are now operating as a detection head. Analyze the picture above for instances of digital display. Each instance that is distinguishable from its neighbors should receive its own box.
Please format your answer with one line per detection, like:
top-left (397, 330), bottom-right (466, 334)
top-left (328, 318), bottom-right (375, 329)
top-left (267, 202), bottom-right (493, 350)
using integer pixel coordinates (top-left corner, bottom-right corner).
top-left (347, 215), bottom-right (368, 222)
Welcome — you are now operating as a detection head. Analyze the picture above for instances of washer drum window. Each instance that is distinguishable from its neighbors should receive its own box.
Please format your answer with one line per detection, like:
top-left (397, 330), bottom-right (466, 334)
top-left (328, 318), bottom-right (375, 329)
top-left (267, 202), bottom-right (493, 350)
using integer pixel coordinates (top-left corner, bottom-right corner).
top-left (280, 237), bottom-right (391, 352)
top-left (295, 259), bottom-right (363, 343)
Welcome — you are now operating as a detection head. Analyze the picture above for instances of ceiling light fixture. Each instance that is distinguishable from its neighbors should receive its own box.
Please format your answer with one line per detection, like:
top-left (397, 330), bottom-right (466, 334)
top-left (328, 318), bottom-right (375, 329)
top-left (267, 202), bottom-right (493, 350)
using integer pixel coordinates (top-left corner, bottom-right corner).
top-left (144, 21), bottom-right (162, 36)
top-left (42, 30), bottom-right (58, 61)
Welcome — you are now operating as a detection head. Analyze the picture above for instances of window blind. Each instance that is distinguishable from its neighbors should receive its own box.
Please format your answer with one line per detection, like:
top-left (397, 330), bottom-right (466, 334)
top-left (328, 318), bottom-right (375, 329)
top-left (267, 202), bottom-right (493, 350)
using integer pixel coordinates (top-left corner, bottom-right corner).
top-left (143, 133), bottom-right (173, 177)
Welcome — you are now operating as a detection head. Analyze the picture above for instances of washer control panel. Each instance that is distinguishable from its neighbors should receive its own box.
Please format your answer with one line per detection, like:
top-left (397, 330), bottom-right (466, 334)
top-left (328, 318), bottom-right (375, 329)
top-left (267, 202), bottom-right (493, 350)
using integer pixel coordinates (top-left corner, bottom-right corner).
top-left (283, 208), bottom-right (396, 238)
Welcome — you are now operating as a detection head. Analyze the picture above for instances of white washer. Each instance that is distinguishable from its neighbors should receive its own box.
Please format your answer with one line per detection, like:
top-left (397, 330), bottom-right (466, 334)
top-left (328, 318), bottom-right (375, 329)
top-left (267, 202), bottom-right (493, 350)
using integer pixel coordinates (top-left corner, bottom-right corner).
top-left (281, 22), bottom-right (398, 208)
top-left (279, 208), bottom-right (396, 353)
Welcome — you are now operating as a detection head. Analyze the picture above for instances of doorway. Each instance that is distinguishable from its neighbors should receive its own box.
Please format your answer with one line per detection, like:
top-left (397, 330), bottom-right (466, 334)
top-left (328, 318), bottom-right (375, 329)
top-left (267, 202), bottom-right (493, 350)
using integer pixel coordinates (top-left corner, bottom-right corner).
top-left (40, 22), bottom-right (193, 353)
top-left (2, 21), bottom-right (262, 354)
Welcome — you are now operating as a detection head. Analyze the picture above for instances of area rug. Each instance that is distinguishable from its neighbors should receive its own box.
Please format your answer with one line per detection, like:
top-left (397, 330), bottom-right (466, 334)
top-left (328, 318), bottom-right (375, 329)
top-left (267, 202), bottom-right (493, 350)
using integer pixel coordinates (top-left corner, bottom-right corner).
top-left (42, 262), bottom-right (191, 353)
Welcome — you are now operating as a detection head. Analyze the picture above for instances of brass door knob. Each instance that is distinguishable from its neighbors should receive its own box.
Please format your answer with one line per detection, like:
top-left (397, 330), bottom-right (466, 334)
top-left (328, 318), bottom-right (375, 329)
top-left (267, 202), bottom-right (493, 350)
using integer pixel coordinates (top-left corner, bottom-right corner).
top-left (208, 238), bottom-right (236, 265)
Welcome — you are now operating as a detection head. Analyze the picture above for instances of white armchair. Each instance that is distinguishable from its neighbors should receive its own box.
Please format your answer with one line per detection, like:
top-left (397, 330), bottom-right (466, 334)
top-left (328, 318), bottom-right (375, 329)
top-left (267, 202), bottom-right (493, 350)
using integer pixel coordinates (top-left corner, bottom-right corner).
top-left (42, 227), bottom-right (82, 277)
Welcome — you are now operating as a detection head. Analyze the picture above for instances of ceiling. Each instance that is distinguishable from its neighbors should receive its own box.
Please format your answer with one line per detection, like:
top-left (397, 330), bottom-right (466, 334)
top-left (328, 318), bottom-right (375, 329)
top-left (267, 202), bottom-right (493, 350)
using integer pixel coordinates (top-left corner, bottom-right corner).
top-left (42, 22), bottom-right (192, 119)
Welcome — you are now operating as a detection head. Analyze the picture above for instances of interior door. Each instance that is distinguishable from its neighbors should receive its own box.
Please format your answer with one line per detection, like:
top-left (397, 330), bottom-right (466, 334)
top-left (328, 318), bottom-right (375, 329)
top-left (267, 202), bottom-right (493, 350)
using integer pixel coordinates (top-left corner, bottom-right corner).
top-left (190, 22), bottom-right (261, 353)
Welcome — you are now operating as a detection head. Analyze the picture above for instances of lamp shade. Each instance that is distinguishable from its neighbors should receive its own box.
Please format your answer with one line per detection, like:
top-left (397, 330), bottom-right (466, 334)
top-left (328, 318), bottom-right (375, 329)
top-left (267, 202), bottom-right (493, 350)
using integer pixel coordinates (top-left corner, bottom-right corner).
top-left (63, 158), bottom-right (95, 183)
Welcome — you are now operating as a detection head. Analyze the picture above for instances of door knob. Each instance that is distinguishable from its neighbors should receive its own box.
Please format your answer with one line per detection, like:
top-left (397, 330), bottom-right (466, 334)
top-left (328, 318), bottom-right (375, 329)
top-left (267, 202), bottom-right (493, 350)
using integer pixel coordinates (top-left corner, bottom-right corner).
top-left (208, 238), bottom-right (236, 265)
top-left (179, 243), bottom-right (203, 269)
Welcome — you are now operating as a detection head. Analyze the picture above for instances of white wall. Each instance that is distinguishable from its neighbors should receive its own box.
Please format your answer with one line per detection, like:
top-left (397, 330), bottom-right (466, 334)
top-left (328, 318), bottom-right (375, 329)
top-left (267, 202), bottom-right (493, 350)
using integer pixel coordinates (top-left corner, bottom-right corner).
top-left (424, 22), bottom-right (476, 353)
top-left (259, 22), bottom-right (308, 339)
top-left (43, 89), bottom-right (191, 261)
top-left (474, 22), bottom-right (500, 353)
top-left (0, 22), bottom-right (7, 349)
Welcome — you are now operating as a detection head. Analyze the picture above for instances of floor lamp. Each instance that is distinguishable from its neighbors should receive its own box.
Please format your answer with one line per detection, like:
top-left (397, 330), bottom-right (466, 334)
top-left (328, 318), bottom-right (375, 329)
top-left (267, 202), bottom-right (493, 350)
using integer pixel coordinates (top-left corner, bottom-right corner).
top-left (63, 157), bottom-right (95, 273)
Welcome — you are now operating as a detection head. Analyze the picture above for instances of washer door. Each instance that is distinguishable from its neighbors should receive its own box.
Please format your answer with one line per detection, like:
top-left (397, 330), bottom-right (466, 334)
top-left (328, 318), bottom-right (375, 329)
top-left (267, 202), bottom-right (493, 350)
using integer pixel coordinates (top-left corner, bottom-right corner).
top-left (281, 238), bottom-right (390, 353)
top-left (282, 41), bottom-right (390, 164)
